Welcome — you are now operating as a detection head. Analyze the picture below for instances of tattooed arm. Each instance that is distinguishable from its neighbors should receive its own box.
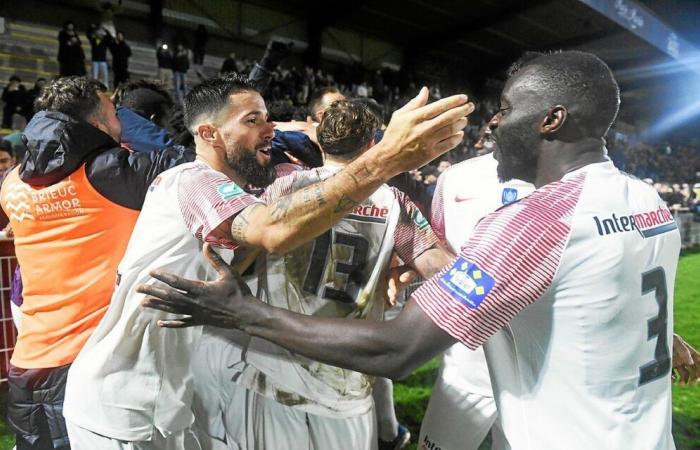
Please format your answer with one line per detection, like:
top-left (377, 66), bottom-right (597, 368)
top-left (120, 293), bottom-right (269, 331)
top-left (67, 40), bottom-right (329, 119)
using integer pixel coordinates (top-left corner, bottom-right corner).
top-left (230, 88), bottom-right (474, 254)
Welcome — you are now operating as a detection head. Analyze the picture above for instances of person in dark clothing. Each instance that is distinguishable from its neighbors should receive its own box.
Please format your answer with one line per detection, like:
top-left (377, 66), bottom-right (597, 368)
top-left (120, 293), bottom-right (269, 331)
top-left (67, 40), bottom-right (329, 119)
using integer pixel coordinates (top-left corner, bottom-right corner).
top-left (220, 52), bottom-right (238, 75)
top-left (156, 40), bottom-right (174, 88)
top-left (86, 24), bottom-right (112, 88)
top-left (172, 42), bottom-right (190, 103)
top-left (110, 31), bottom-right (132, 88)
top-left (0, 76), bottom-right (194, 450)
top-left (193, 25), bottom-right (208, 66)
top-left (2, 76), bottom-right (27, 129)
top-left (22, 78), bottom-right (46, 123)
top-left (57, 21), bottom-right (86, 77)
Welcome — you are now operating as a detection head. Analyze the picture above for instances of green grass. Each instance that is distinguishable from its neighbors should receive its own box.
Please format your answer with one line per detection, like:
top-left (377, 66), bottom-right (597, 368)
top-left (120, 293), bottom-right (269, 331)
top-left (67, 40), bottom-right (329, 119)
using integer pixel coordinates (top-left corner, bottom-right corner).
top-left (393, 250), bottom-right (700, 450)
top-left (0, 252), bottom-right (697, 450)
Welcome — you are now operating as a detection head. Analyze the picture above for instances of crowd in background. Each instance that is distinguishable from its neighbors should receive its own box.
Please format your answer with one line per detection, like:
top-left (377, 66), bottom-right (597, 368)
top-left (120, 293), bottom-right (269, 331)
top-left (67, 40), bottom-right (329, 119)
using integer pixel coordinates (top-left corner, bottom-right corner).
top-left (1, 19), bottom-right (699, 211)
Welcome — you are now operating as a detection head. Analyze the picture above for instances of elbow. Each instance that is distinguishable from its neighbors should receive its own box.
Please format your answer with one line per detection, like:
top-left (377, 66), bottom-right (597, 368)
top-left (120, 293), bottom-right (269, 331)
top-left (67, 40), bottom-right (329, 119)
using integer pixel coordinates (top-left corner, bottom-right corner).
top-left (380, 349), bottom-right (420, 381)
top-left (258, 229), bottom-right (296, 255)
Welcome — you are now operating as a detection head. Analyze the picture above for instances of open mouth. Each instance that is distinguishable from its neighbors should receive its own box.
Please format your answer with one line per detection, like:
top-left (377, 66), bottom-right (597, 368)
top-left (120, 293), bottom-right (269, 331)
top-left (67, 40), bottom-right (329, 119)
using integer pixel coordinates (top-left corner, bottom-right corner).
top-left (257, 145), bottom-right (272, 157)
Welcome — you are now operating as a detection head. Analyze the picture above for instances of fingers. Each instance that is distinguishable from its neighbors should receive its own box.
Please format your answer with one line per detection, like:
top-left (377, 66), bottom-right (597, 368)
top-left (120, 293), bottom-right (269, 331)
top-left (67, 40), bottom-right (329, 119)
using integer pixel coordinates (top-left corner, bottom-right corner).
top-left (413, 94), bottom-right (470, 123)
top-left (394, 87), bottom-right (429, 114)
top-left (429, 117), bottom-right (469, 144)
top-left (148, 270), bottom-right (205, 296)
top-left (157, 318), bottom-right (197, 328)
top-left (137, 282), bottom-right (195, 304)
top-left (421, 102), bottom-right (475, 135)
top-left (399, 270), bottom-right (418, 284)
top-left (432, 131), bottom-right (465, 155)
top-left (204, 243), bottom-right (232, 279)
top-left (141, 296), bottom-right (195, 315)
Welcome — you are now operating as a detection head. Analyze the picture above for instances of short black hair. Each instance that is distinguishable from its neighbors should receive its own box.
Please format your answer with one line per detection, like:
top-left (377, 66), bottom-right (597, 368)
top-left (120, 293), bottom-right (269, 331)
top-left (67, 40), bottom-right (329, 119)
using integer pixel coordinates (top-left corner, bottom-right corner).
top-left (183, 73), bottom-right (258, 133)
top-left (317, 100), bottom-right (380, 157)
top-left (117, 80), bottom-right (174, 125)
top-left (507, 50), bottom-right (620, 138)
top-left (33, 76), bottom-right (107, 122)
top-left (9, 75), bottom-right (21, 83)
top-left (0, 140), bottom-right (13, 157)
top-left (308, 86), bottom-right (342, 117)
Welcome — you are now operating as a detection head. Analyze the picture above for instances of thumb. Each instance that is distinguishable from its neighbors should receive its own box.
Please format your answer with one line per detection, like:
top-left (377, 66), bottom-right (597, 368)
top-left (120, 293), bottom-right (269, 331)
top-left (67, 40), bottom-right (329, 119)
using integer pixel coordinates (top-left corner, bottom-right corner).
top-left (399, 269), bottom-right (418, 284)
top-left (203, 243), bottom-right (229, 278)
top-left (395, 86), bottom-right (429, 114)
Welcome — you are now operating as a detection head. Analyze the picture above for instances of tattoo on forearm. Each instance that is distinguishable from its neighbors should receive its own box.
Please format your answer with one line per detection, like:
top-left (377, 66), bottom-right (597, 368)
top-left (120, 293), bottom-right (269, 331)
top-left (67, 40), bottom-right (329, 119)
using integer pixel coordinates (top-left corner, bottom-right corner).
top-left (231, 205), bottom-right (256, 243)
top-left (334, 194), bottom-right (360, 213)
top-left (271, 195), bottom-right (293, 221)
top-left (313, 184), bottom-right (326, 206)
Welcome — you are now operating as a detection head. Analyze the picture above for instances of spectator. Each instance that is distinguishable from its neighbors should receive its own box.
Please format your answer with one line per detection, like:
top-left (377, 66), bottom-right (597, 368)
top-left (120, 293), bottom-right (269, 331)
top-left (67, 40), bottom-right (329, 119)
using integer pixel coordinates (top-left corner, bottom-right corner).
top-left (193, 24), bottom-right (208, 67)
top-left (172, 42), bottom-right (190, 103)
top-left (437, 160), bottom-right (451, 174)
top-left (2, 76), bottom-right (27, 129)
top-left (23, 78), bottom-right (46, 123)
top-left (220, 52), bottom-right (238, 75)
top-left (0, 140), bottom-right (17, 172)
top-left (156, 40), bottom-right (173, 90)
top-left (86, 24), bottom-right (112, 88)
top-left (110, 30), bottom-right (132, 88)
top-left (57, 21), bottom-right (86, 77)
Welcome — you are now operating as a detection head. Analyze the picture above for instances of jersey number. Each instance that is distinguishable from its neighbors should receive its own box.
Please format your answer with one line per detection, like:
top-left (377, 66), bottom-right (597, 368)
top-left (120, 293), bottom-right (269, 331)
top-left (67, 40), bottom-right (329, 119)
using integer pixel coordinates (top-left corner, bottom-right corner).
top-left (302, 230), bottom-right (369, 303)
top-left (638, 267), bottom-right (671, 386)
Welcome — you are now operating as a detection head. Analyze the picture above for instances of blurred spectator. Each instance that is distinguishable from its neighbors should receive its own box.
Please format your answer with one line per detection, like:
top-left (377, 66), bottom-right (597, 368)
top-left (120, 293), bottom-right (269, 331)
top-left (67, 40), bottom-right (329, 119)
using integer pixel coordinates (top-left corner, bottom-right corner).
top-left (57, 21), bottom-right (86, 76)
top-left (86, 24), bottom-right (112, 88)
top-left (110, 30), bottom-right (132, 88)
top-left (421, 165), bottom-right (439, 196)
top-left (0, 140), bottom-right (16, 172)
top-left (156, 40), bottom-right (173, 89)
top-left (172, 42), bottom-right (190, 103)
top-left (2, 76), bottom-right (26, 129)
top-left (193, 25), bottom-right (208, 67)
top-left (23, 78), bottom-right (46, 123)
top-left (437, 160), bottom-right (451, 174)
top-left (220, 52), bottom-right (238, 75)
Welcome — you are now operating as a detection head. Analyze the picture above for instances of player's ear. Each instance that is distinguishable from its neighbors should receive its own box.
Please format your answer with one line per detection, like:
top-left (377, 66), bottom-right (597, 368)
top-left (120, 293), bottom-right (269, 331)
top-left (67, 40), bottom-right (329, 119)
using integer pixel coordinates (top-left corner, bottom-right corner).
top-left (196, 123), bottom-right (217, 143)
top-left (539, 105), bottom-right (567, 135)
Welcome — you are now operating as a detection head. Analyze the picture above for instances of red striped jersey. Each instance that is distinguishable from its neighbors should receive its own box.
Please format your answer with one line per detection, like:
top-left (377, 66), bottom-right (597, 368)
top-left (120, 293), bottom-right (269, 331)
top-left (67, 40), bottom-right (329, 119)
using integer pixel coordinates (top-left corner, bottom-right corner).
top-left (416, 160), bottom-right (680, 449)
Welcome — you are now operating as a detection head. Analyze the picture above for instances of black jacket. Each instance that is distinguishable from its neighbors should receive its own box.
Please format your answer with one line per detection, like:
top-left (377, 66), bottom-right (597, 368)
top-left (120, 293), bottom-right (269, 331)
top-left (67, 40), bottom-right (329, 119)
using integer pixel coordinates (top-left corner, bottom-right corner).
top-left (20, 111), bottom-right (195, 210)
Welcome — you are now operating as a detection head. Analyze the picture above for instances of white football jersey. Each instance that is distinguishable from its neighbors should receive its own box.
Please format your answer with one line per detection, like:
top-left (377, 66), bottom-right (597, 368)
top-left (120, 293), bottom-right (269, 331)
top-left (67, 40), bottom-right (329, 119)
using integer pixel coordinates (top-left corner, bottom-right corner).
top-left (430, 153), bottom-right (533, 396)
top-left (230, 165), bottom-right (438, 418)
top-left (417, 160), bottom-right (679, 449)
top-left (64, 161), bottom-right (261, 441)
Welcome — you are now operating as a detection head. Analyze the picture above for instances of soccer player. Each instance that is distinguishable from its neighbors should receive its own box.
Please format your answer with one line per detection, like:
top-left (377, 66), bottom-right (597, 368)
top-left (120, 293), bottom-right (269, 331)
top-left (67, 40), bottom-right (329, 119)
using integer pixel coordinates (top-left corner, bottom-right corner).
top-left (62, 74), bottom-right (473, 449)
top-left (418, 122), bottom-right (534, 450)
top-left (193, 99), bottom-right (451, 449)
top-left (141, 51), bottom-right (682, 449)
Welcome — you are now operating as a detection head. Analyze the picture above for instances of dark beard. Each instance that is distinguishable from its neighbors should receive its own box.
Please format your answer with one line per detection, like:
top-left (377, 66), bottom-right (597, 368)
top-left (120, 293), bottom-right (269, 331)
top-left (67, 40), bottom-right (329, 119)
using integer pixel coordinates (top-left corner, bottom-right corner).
top-left (494, 124), bottom-right (539, 184)
top-left (228, 149), bottom-right (276, 189)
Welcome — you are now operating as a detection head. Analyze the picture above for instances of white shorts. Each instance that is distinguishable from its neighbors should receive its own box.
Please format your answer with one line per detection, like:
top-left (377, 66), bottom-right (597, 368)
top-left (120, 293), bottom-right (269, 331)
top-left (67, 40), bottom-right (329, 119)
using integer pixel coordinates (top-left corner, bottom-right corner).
top-left (66, 421), bottom-right (201, 450)
top-left (419, 372), bottom-right (504, 450)
top-left (223, 387), bottom-right (377, 450)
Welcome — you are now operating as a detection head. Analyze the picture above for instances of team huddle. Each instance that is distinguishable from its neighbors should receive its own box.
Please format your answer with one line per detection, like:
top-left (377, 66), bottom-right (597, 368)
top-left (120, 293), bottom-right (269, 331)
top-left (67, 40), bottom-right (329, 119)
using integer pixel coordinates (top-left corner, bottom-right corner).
top-left (1, 50), bottom-right (696, 450)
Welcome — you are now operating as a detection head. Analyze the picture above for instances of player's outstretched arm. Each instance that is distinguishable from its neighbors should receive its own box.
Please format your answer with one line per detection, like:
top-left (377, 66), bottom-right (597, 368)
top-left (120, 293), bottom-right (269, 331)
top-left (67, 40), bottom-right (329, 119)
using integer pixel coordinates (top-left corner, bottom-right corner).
top-left (138, 244), bottom-right (455, 379)
top-left (231, 88), bottom-right (474, 255)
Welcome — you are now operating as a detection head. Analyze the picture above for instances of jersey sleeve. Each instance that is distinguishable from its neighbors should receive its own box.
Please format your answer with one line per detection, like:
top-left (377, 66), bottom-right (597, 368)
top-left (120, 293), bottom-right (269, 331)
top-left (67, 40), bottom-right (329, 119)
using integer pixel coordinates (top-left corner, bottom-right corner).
top-left (260, 169), bottom-right (322, 204)
top-left (177, 166), bottom-right (262, 249)
top-left (392, 188), bottom-right (439, 263)
top-left (430, 171), bottom-right (447, 242)
top-left (412, 175), bottom-right (585, 349)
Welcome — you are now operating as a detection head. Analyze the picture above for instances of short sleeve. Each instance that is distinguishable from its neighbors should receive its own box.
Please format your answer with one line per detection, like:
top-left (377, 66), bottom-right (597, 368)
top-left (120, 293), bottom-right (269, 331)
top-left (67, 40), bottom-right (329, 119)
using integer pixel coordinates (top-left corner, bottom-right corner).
top-left (177, 165), bottom-right (262, 249)
top-left (392, 188), bottom-right (439, 263)
top-left (412, 174), bottom-right (586, 349)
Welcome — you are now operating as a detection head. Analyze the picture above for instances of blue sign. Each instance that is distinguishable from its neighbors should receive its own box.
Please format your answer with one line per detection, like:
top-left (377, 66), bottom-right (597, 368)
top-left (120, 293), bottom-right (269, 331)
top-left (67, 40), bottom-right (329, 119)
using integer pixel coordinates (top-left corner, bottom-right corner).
top-left (438, 257), bottom-right (495, 309)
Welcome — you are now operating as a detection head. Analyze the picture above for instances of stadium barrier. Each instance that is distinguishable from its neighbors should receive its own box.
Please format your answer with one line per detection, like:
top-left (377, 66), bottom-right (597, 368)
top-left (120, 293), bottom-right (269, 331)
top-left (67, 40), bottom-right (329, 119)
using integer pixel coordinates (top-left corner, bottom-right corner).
top-left (0, 234), bottom-right (17, 387)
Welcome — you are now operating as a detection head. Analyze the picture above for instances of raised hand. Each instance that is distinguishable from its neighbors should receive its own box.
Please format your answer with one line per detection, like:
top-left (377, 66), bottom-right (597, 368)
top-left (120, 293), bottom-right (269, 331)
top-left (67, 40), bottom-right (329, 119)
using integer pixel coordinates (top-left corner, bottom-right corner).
top-left (137, 243), bottom-right (259, 329)
top-left (376, 87), bottom-right (475, 176)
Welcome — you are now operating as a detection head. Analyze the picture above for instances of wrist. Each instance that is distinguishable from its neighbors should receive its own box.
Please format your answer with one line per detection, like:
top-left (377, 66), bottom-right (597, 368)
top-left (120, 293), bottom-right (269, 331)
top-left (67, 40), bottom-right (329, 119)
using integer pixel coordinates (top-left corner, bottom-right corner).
top-left (359, 142), bottom-right (402, 181)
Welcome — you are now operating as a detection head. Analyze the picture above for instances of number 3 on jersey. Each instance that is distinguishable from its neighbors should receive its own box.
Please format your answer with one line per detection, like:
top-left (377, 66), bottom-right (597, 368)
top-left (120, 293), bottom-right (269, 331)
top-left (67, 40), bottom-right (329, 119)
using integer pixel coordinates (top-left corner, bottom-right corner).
top-left (639, 267), bottom-right (671, 386)
top-left (302, 230), bottom-right (369, 303)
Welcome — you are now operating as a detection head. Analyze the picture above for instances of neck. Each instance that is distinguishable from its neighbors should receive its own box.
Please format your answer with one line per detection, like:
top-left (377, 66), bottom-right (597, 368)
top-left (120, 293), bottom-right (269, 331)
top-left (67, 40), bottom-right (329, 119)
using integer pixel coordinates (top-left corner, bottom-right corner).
top-left (196, 144), bottom-right (247, 186)
top-left (534, 138), bottom-right (607, 188)
top-left (323, 155), bottom-right (354, 168)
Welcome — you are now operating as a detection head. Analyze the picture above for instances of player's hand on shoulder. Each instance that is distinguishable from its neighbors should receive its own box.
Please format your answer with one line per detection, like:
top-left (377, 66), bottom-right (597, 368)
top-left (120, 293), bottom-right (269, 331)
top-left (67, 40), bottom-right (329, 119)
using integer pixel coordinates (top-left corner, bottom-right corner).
top-left (672, 333), bottom-right (700, 385)
top-left (385, 255), bottom-right (418, 307)
top-left (137, 243), bottom-right (259, 329)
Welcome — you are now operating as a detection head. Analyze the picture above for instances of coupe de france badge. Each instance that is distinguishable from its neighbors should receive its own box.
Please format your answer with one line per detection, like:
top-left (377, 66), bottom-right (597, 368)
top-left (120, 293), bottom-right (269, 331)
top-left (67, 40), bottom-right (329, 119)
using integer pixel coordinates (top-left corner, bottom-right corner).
top-left (438, 257), bottom-right (495, 309)
top-left (501, 187), bottom-right (518, 205)
top-left (217, 182), bottom-right (244, 200)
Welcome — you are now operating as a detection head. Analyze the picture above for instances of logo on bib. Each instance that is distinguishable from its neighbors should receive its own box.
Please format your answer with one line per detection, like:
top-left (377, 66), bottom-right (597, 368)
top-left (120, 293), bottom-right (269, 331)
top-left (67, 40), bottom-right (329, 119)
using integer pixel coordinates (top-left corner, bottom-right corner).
top-left (217, 182), bottom-right (244, 200)
top-left (438, 257), bottom-right (495, 309)
top-left (412, 209), bottom-right (429, 230)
